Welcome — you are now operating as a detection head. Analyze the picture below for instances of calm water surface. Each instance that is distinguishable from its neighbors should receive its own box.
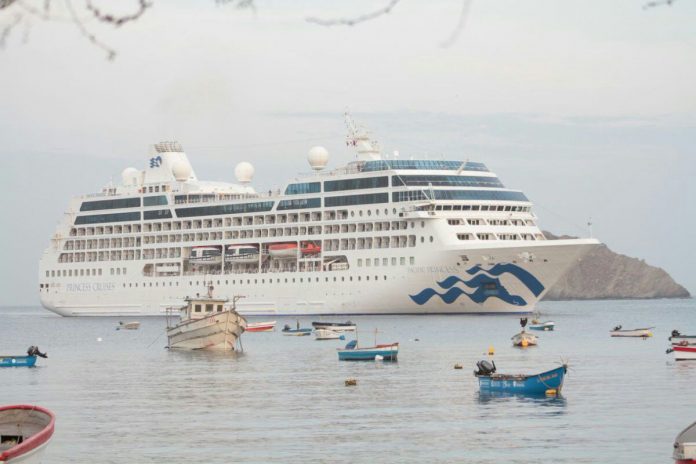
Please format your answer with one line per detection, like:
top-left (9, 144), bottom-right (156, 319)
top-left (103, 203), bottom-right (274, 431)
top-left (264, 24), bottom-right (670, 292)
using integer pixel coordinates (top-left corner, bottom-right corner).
top-left (2, 299), bottom-right (695, 463)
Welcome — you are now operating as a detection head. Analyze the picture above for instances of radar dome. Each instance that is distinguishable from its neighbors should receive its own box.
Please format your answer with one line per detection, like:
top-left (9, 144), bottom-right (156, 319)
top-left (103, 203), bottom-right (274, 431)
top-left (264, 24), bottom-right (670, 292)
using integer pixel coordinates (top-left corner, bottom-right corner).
top-left (121, 167), bottom-right (140, 186)
top-left (308, 146), bottom-right (329, 171)
top-left (172, 160), bottom-right (192, 182)
top-left (235, 162), bottom-right (255, 184)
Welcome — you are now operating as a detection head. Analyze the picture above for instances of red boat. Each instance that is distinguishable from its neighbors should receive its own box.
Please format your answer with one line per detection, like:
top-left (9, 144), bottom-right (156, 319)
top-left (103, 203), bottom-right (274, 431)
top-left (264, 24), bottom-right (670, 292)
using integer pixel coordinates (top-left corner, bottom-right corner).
top-left (300, 242), bottom-right (321, 255)
top-left (0, 405), bottom-right (55, 464)
top-left (245, 321), bottom-right (276, 332)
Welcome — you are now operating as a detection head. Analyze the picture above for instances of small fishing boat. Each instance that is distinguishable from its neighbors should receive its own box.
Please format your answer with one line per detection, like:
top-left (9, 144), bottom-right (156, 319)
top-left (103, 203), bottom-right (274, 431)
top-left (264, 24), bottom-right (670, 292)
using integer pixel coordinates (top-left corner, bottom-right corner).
top-left (0, 404), bottom-right (55, 464)
top-left (0, 347), bottom-right (47, 368)
top-left (246, 321), bottom-right (276, 332)
top-left (529, 321), bottom-right (555, 331)
top-left (337, 340), bottom-right (399, 361)
top-left (311, 321), bottom-right (356, 332)
top-left (281, 322), bottom-right (312, 336)
top-left (166, 285), bottom-right (246, 351)
top-left (475, 360), bottom-right (567, 395)
top-left (610, 325), bottom-right (654, 337)
top-left (667, 345), bottom-right (696, 361)
top-left (117, 321), bottom-right (140, 330)
top-left (674, 421), bottom-right (696, 463)
top-left (315, 329), bottom-right (344, 340)
top-left (512, 318), bottom-right (538, 347)
top-left (670, 330), bottom-right (696, 346)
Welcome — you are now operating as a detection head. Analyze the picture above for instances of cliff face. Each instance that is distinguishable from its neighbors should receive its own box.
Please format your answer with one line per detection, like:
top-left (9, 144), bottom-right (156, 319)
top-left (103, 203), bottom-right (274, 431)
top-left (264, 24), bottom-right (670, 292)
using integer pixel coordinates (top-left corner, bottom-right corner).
top-left (543, 232), bottom-right (691, 300)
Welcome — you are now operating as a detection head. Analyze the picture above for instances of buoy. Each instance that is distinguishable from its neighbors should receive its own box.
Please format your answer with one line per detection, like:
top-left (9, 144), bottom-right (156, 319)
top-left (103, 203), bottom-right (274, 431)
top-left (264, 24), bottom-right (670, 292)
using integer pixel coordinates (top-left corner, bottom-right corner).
top-left (521, 339), bottom-right (529, 348)
top-left (488, 345), bottom-right (495, 355)
top-left (345, 378), bottom-right (357, 386)
top-left (454, 363), bottom-right (463, 370)
top-left (545, 388), bottom-right (557, 396)
top-left (375, 355), bottom-right (384, 361)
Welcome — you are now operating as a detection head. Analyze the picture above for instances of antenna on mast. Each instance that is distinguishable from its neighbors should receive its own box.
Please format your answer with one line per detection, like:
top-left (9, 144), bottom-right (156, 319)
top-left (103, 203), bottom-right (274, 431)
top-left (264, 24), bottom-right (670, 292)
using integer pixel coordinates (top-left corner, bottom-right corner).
top-left (344, 110), bottom-right (382, 161)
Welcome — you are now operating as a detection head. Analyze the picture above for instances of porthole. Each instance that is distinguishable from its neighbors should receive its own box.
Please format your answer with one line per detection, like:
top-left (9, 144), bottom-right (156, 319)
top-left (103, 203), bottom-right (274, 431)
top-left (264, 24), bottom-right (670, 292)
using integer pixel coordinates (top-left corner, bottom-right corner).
top-left (367, 210), bottom-right (372, 216)
top-left (429, 236), bottom-right (434, 242)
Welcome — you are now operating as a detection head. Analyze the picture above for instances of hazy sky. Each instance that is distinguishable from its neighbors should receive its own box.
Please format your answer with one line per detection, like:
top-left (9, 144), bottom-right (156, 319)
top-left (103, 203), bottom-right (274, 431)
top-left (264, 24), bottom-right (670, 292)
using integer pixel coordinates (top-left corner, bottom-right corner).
top-left (1, 0), bottom-right (695, 305)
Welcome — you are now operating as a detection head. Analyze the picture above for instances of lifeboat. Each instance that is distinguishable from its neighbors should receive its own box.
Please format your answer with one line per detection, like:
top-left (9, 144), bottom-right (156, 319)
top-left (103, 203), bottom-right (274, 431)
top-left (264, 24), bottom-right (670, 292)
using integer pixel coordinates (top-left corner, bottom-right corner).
top-left (225, 245), bottom-right (259, 264)
top-left (268, 243), bottom-right (298, 259)
top-left (300, 242), bottom-right (321, 255)
top-left (188, 246), bottom-right (222, 265)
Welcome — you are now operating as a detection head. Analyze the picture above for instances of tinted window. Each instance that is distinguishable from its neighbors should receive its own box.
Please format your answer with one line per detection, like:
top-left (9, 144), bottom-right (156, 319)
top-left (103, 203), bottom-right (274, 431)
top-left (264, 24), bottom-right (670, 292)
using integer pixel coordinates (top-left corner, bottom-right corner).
top-left (80, 197), bottom-right (140, 211)
top-left (75, 212), bottom-right (141, 225)
top-left (325, 176), bottom-right (388, 192)
top-left (325, 193), bottom-right (388, 207)
top-left (144, 209), bottom-right (173, 220)
top-left (285, 182), bottom-right (321, 195)
top-left (277, 198), bottom-right (321, 210)
top-left (175, 202), bottom-right (274, 218)
top-left (143, 195), bottom-right (168, 206)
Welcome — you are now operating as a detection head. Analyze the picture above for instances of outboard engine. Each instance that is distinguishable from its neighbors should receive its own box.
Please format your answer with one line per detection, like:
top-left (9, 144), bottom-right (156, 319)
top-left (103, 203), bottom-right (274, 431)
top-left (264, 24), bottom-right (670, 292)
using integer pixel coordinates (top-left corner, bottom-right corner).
top-left (613, 325), bottom-right (622, 331)
top-left (27, 346), bottom-right (48, 358)
top-left (672, 329), bottom-right (681, 338)
top-left (474, 360), bottom-right (496, 376)
top-left (520, 318), bottom-right (528, 328)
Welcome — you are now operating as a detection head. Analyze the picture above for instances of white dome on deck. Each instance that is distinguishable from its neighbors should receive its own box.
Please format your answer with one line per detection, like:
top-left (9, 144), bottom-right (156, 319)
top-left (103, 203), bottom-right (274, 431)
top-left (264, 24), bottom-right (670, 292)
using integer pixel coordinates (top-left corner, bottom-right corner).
top-left (121, 167), bottom-right (140, 186)
top-left (308, 146), bottom-right (329, 171)
top-left (172, 160), bottom-right (193, 182)
top-left (235, 162), bottom-right (255, 184)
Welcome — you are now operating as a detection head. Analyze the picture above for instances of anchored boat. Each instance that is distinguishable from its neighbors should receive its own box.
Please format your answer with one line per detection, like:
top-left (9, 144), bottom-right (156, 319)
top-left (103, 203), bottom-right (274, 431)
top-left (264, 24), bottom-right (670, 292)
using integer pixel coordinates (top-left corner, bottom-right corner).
top-left (246, 320), bottom-right (276, 332)
top-left (529, 321), bottom-right (555, 331)
top-left (667, 345), bottom-right (696, 361)
top-left (670, 330), bottom-right (696, 346)
top-left (0, 347), bottom-right (47, 368)
top-left (337, 329), bottom-right (398, 361)
top-left (0, 405), bottom-right (55, 464)
top-left (512, 318), bottom-right (538, 347)
top-left (474, 360), bottom-right (567, 395)
top-left (311, 321), bottom-right (356, 332)
top-left (610, 325), bottom-right (654, 338)
top-left (166, 285), bottom-right (246, 351)
top-left (674, 421), bottom-right (696, 463)
top-left (315, 329), bottom-right (344, 340)
top-left (281, 322), bottom-right (312, 336)
top-left (117, 321), bottom-right (140, 330)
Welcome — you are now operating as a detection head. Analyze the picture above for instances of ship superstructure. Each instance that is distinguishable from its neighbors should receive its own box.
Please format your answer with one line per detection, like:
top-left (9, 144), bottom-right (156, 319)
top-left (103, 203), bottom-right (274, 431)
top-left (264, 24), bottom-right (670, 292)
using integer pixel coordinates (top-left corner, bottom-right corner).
top-left (38, 115), bottom-right (599, 316)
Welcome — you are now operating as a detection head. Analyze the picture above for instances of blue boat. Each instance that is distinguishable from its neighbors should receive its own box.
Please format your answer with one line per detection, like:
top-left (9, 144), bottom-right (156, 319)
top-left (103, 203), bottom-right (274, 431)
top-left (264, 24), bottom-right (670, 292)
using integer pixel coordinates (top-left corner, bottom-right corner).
top-left (281, 322), bottom-right (312, 336)
top-left (529, 321), bottom-right (555, 331)
top-left (337, 340), bottom-right (399, 361)
top-left (0, 347), bottom-right (47, 368)
top-left (0, 355), bottom-right (37, 367)
top-left (474, 360), bottom-right (567, 395)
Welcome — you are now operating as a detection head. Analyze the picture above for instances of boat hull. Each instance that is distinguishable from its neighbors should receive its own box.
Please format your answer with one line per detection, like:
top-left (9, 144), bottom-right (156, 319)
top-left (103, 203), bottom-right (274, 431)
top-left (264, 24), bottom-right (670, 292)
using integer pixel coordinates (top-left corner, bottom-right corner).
top-left (671, 336), bottom-right (696, 346)
top-left (610, 329), bottom-right (653, 338)
top-left (311, 322), bottom-right (356, 332)
top-left (478, 365), bottom-right (566, 395)
top-left (671, 346), bottom-right (696, 361)
top-left (167, 311), bottom-right (246, 351)
top-left (282, 329), bottom-right (312, 336)
top-left (0, 405), bottom-right (55, 464)
top-left (511, 331), bottom-right (538, 347)
top-left (338, 344), bottom-right (399, 361)
top-left (245, 321), bottom-right (276, 332)
top-left (529, 322), bottom-right (554, 331)
top-left (315, 329), bottom-right (342, 340)
top-left (0, 356), bottom-right (37, 368)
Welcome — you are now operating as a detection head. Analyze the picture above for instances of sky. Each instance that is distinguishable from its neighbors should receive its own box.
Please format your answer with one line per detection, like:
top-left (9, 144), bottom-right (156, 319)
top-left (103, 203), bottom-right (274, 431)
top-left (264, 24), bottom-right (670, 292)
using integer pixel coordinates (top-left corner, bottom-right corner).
top-left (0, 0), bottom-right (694, 305)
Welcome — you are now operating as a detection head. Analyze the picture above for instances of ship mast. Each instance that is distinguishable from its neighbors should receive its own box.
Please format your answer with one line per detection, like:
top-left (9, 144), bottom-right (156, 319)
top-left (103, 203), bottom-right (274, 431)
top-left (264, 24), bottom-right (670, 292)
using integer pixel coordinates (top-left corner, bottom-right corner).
top-left (344, 111), bottom-right (382, 161)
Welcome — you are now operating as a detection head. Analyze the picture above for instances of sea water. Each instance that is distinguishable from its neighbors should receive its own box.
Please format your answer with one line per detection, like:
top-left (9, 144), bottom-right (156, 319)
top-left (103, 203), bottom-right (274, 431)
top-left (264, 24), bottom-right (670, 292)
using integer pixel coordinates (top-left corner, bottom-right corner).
top-left (1, 299), bottom-right (695, 463)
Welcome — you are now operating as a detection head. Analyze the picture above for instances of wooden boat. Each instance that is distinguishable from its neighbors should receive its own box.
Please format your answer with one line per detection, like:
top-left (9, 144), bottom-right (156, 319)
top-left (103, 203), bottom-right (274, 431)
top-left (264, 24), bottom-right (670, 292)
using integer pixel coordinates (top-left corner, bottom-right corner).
top-left (246, 321), bottom-right (276, 332)
top-left (225, 245), bottom-right (259, 264)
top-left (311, 321), bottom-right (356, 332)
top-left (475, 360), bottom-right (567, 395)
top-left (268, 243), bottom-right (298, 258)
top-left (337, 340), bottom-right (399, 361)
top-left (610, 325), bottom-right (654, 337)
top-left (166, 286), bottom-right (246, 351)
top-left (0, 405), bottom-right (55, 464)
top-left (667, 345), bottom-right (696, 361)
top-left (0, 348), bottom-right (47, 368)
top-left (670, 330), bottom-right (696, 346)
top-left (117, 321), bottom-right (140, 330)
top-left (529, 321), bottom-right (555, 331)
top-left (314, 329), bottom-right (344, 340)
top-left (674, 421), bottom-right (696, 463)
top-left (281, 323), bottom-right (312, 336)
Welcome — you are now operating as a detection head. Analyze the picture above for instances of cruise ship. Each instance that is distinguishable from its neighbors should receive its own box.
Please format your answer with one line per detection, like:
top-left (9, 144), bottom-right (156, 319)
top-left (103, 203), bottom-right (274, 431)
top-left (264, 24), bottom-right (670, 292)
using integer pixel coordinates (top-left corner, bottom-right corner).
top-left (38, 115), bottom-right (600, 316)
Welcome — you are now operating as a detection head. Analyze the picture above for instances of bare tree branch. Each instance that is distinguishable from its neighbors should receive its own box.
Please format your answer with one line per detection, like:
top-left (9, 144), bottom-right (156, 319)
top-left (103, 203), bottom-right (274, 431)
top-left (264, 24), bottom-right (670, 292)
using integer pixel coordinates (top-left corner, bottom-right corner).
top-left (0, 11), bottom-right (21, 47)
top-left (306, 0), bottom-right (400, 27)
top-left (86, 0), bottom-right (151, 27)
top-left (439, 0), bottom-right (472, 48)
top-left (65, 0), bottom-right (116, 59)
top-left (643, 0), bottom-right (675, 9)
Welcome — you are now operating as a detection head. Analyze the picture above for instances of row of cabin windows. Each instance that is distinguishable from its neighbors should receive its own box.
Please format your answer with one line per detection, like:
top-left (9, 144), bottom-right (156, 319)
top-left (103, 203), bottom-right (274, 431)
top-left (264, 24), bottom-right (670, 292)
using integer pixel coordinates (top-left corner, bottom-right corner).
top-left (447, 218), bottom-right (535, 227)
top-left (193, 304), bottom-right (223, 313)
top-left (46, 267), bottom-right (125, 278)
top-left (357, 257), bottom-right (415, 267)
top-left (457, 233), bottom-right (541, 241)
top-left (190, 275), bottom-right (391, 286)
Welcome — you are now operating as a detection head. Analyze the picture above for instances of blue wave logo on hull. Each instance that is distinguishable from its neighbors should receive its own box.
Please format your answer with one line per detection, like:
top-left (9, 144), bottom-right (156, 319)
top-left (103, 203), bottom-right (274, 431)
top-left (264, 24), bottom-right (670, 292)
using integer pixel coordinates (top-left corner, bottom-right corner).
top-left (409, 263), bottom-right (545, 306)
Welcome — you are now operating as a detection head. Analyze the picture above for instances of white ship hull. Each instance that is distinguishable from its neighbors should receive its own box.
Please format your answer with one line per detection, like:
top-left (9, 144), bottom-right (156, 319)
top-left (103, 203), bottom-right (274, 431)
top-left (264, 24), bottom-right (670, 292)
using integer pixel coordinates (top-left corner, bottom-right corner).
top-left (167, 311), bottom-right (246, 350)
top-left (40, 239), bottom-right (597, 316)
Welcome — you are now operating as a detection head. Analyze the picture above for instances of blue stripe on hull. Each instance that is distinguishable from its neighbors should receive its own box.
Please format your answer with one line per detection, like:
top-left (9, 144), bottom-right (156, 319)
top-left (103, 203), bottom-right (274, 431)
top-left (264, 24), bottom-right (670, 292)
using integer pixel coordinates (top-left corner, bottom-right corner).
top-left (478, 366), bottom-right (565, 395)
top-left (0, 355), bottom-right (37, 367)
